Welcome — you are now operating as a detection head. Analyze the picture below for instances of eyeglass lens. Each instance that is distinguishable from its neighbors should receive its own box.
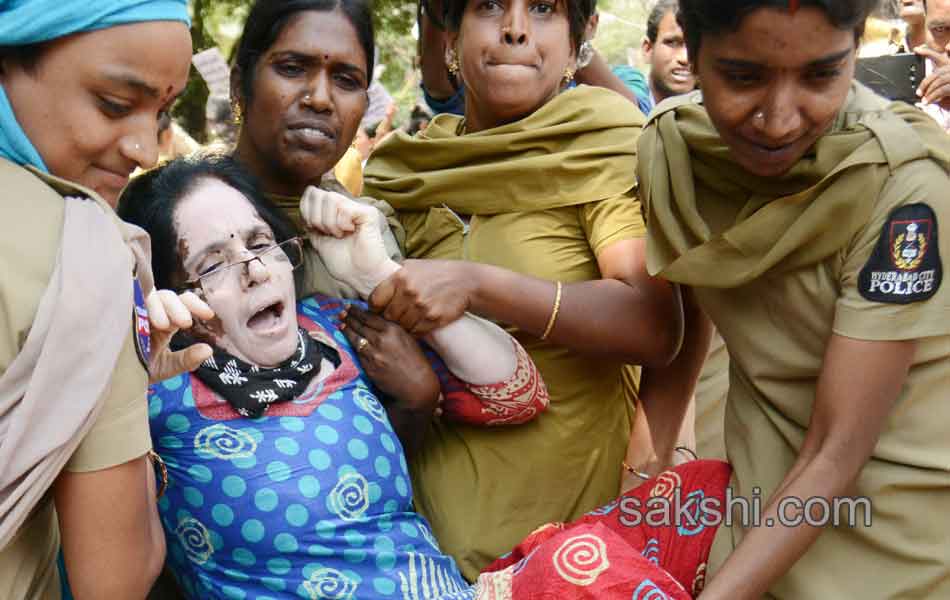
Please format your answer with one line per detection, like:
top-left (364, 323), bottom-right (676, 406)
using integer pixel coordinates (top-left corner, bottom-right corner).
top-left (199, 239), bottom-right (301, 293)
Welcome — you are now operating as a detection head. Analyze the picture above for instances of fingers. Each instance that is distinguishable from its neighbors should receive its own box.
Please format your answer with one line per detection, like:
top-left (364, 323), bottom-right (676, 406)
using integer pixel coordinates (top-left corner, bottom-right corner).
top-left (302, 186), bottom-right (351, 237)
top-left (340, 321), bottom-right (377, 367)
top-left (300, 186), bottom-right (330, 236)
top-left (339, 197), bottom-right (377, 228)
top-left (341, 311), bottom-right (373, 346)
top-left (391, 302), bottom-right (425, 333)
top-left (409, 317), bottom-right (441, 337)
top-left (380, 295), bottom-right (412, 327)
top-left (916, 45), bottom-right (950, 71)
top-left (921, 71), bottom-right (950, 105)
top-left (321, 190), bottom-right (344, 238)
top-left (179, 343), bottom-right (214, 372)
top-left (927, 83), bottom-right (950, 106)
top-left (179, 290), bottom-right (215, 321)
top-left (149, 343), bottom-right (213, 384)
top-left (368, 276), bottom-right (397, 313)
top-left (344, 305), bottom-right (387, 333)
top-left (145, 290), bottom-right (171, 330)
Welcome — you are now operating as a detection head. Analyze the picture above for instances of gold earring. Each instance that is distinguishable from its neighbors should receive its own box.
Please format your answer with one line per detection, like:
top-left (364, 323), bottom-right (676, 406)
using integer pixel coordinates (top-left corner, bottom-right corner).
top-left (563, 66), bottom-right (575, 83)
top-left (231, 101), bottom-right (243, 125)
top-left (447, 49), bottom-right (460, 76)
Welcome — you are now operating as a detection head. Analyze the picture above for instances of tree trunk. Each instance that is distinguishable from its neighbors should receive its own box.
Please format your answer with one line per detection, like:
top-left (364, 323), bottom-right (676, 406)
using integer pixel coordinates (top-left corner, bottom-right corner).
top-left (172, 0), bottom-right (214, 144)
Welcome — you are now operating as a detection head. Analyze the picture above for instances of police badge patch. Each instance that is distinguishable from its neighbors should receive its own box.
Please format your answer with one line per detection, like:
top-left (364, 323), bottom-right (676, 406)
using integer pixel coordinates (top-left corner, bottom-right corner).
top-left (859, 203), bottom-right (942, 304)
top-left (133, 279), bottom-right (151, 370)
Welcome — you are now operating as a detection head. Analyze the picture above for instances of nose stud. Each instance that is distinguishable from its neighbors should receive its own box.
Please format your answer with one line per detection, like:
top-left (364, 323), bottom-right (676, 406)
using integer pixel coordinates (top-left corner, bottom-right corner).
top-left (134, 142), bottom-right (141, 151)
top-left (754, 111), bottom-right (766, 121)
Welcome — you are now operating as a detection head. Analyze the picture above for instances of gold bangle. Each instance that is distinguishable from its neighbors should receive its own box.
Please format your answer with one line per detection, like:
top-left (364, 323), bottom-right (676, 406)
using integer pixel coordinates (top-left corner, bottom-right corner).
top-left (540, 281), bottom-right (562, 340)
top-left (147, 450), bottom-right (168, 500)
top-left (622, 460), bottom-right (651, 481)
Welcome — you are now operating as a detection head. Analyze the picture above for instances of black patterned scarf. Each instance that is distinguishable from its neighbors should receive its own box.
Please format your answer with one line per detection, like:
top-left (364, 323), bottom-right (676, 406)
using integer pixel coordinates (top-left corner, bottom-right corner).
top-left (193, 328), bottom-right (341, 418)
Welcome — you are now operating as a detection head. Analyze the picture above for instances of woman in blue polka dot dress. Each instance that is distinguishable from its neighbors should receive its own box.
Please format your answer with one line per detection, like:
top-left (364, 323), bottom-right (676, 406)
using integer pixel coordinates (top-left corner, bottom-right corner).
top-left (118, 155), bottom-right (550, 600)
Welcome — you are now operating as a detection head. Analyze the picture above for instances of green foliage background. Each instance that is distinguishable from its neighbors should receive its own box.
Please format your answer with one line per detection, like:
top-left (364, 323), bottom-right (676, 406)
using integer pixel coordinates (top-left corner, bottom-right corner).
top-left (176, 0), bottom-right (653, 139)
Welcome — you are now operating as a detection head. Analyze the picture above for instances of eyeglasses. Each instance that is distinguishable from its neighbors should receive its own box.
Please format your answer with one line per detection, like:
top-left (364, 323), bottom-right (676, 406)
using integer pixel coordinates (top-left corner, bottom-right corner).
top-left (182, 237), bottom-right (303, 295)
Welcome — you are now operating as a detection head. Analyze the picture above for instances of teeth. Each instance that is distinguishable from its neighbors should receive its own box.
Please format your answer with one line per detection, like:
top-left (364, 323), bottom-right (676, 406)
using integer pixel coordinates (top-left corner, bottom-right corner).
top-left (299, 128), bottom-right (329, 138)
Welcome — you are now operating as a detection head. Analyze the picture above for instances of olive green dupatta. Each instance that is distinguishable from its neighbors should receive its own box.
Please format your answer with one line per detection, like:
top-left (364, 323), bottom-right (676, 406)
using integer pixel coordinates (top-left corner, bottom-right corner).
top-left (363, 85), bottom-right (644, 214)
top-left (639, 83), bottom-right (950, 288)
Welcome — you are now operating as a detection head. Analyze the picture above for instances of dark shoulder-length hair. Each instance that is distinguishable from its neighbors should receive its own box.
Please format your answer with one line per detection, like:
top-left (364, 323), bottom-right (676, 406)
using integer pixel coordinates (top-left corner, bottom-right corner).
top-left (117, 154), bottom-right (303, 291)
top-left (678, 0), bottom-right (878, 61)
top-left (233, 0), bottom-right (376, 105)
top-left (442, 0), bottom-right (595, 55)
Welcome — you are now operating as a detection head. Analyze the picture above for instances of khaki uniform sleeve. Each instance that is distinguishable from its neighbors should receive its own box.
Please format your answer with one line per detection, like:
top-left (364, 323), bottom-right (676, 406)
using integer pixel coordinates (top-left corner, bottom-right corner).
top-left (578, 191), bottom-right (646, 257)
top-left (65, 304), bottom-right (151, 472)
top-left (834, 160), bottom-right (950, 341)
top-left (0, 160), bottom-right (152, 473)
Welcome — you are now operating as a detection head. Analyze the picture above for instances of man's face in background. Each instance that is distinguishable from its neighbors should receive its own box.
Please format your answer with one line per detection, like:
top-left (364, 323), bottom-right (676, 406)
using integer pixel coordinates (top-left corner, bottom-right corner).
top-left (642, 10), bottom-right (695, 102)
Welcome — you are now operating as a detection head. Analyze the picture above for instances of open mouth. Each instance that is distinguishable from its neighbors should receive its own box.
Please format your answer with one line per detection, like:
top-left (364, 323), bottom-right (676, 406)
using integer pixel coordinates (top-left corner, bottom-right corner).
top-left (247, 300), bottom-right (286, 332)
top-left (288, 120), bottom-right (336, 144)
top-left (671, 69), bottom-right (692, 82)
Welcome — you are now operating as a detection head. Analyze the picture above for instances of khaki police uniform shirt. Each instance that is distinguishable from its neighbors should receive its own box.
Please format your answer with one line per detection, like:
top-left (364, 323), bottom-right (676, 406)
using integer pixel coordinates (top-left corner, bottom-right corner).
top-left (705, 158), bottom-right (950, 598)
top-left (0, 161), bottom-right (151, 600)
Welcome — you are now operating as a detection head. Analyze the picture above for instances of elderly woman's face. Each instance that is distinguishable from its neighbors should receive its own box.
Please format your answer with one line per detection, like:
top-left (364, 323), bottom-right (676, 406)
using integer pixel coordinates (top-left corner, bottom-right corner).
top-left (695, 7), bottom-right (856, 177)
top-left (175, 179), bottom-right (299, 368)
top-left (451, 0), bottom-right (575, 131)
top-left (235, 9), bottom-right (369, 197)
top-left (0, 22), bottom-right (191, 205)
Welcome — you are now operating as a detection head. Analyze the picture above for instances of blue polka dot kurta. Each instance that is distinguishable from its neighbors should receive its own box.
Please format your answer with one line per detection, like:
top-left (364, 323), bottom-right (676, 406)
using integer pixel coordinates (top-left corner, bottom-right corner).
top-left (150, 297), bottom-right (475, 599)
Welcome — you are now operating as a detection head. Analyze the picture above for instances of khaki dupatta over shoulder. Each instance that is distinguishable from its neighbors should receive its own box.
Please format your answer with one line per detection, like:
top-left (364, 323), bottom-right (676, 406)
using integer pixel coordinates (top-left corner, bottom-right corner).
top-left (363, 85), bottom-right (644, 214)
top-left (0, 162), bottom-right (151, 548)
top-left (639, 83), bottom-right (950, 288)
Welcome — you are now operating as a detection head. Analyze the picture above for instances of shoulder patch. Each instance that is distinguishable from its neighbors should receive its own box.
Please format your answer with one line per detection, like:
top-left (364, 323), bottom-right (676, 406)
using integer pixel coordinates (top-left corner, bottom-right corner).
top-left (858, 203), bottom-right (942, 304)
top-left (133, 279), bottom-right (151, 370)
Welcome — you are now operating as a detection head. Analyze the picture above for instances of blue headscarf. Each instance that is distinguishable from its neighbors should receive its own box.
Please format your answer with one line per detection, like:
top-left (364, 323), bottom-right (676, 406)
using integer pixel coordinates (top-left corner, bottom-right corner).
top-left (0, 0), bottom-right (191, 172)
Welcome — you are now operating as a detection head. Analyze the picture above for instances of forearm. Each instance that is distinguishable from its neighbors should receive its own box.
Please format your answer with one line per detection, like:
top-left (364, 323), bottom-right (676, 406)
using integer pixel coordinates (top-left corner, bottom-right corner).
top-left (700, 452), bottom-right (857, 600)
top-left (56, 457), bottom-right (166, 599)
top-left (703, 336), bottom-right (914, 599)
top-left (424, 313), bottom-right (516, 385)
top-left (634, 285), bottom-right (710, 465)
top-left (467, 262), bottom-right (681, 367)
top-left (574, 51), bottom-right (639, 106)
